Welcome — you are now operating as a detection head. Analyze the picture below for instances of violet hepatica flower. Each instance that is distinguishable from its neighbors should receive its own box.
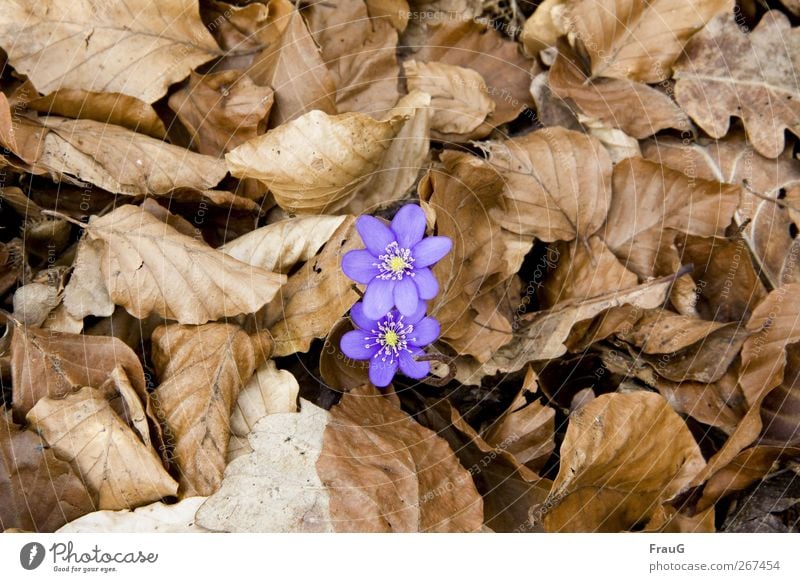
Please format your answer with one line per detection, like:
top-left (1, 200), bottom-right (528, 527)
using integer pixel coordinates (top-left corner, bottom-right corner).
top-left (340, 301), bottom-right (440, 387)
top-left (342, 204), bottom-right (452, 319)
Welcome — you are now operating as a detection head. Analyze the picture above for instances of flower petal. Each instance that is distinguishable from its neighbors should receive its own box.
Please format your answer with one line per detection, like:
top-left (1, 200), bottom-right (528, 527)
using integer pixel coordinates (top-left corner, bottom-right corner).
top-left (341, 249), bottom-right (379, 284)
top-left (356, 215), bottom-right (395, 255)
top-left (394, 277), bottom-right (420, 316)
top-left (340, 330), bottom-right (379, 360)
top-left (369, 357), bottom-right (398, 387)
top-left (391, 204), bottom-right (427, 248)
top-left (405, 300), bottom-right (428, 325)
top-left (412, 236), bottom-right (452, 268)
top-left (413, 267), bottom-right (438, 300)
top-left (349, 302), bottom-right (379, 331)
top-left (363, 278), bottom-right (395, 319)
top-left (409, 317), bottom-right (439, 347)
top-left (398, 349), bottom-right (430, 380)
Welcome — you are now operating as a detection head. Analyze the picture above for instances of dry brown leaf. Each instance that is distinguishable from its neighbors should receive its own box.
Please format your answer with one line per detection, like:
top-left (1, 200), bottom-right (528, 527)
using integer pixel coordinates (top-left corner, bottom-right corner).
top-left (747, 200), bottom-right (797, 288)
top-left (248, 8), bottom-right (337, 125)
top-left (35, 117), bottom-right (226, 195)
top-left (86, 204), bottom-right (285, 325)
top-left (404, 60), bottom-right (495, 139)
top-left (12, 282), bottom-right (61, 328)
top-left (0, 0), bottom-right (219, 103)
top-left (549, 47), bottom-right (690, 139)
top-left (151, 323), bottom-right (257, 497)
top-left (63, 237), bottom-right (115, 320)
top-left (674, 11), bottom-right (800, 158)
top-left (261, 217), bottom-right (361, 357)
top-left (30, 90), bottom-right (167, 139)
top-left (230, 360), bottom-right (299, 438)
top-left (409, 17), bottom-right (534, 127)
top-left (0, 239), bottom-right (25, 297)
top-left (0, 93), bottom-right (48, 164)
top-left (423, 151), bottom-right (517, 361)
top-left (197, 400), bottom-right (334, 532)
top-left (226, 107), bottom-right (409, 213)
top-left (618, 310), bottom-right (727, 354)
top-left (542, 236), bottom-right (639, 308)
top-left (319, 318), bottom-right (371, 391)
top-left (1, 413), bottom-right (96, 532)
top-left (602, 158), bottom-right (740, 278)
top-left (307, 0), bottom-right (400, 116)
top-left (567, 0), bottom-right (732, 83)
top-left (221, 215), bottom-right (347, 274)
top-left (317, 384), bottom-right (484, 532)
top-left (27, 387), bottom-right (178, 511)
top-left (542, 392), bottom-right (708, 532)
top-left (11, 325), bottom-right (146, 422)
top-left (58, 497), bottom-right (209, 533)
top-left (481, 127), bottom-right (612, 242)
top-left (521, 0), bottom-right (568, 55)
top-left (169, 71), bottom-right (273, 157)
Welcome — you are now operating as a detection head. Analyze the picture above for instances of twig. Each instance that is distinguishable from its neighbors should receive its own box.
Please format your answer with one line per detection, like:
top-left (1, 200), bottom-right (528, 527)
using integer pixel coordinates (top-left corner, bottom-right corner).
top-left (417, 353), bottom-right (456, 387)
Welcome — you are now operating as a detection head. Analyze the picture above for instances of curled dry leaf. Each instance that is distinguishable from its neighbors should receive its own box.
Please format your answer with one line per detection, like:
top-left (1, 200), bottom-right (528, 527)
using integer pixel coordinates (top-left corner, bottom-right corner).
top-left (317, 384), bottom-right (484, 532)
top-left (1, 414), bottom-right (96, 532)
top-left (221, 215), bottom-right (347, 274)
top-left (307, 0), bottom-right (400, 116)
top-left (674, 11), bottom-right (800, 158)
top-left (197, 400), bottom-right (334, 532)
top-left (481, 127), bottom-right (612, 242)
top-left (27, 387), bottom-right (178, 511)
top-left (30, 90), bottom-right (167, 139)
top-left (261, 217), bottom-right (361, 357)
top-left (230, 360), bottom-right (299, 438)
top-left (0, 93), bottom-right (48, 164)
top-left (11, 325), bottom-right (146, 421)
top-left (549, 47), bottom-right (690, 139)
top-left (0, 0), bottom-right (219, 103)
top-left (566, 0), bottom-right (732, 83)
top-left (169, 71), bottom-right (274, 157)
top-left (86, 204), bottom-right (286, 325)
top-left (12, 282), bottom-right (61, 328)
top-left (58, 497), bottom-right (209, 533)
top-left (404, 60), bottom-right (495, 139)
top-left (602, 158), bottom-right (740, 278)
top-left (63, 237), bottom-right (114, 320)
top-left (38, 117), bottom-right (227, 195)
top-left (319, 318), bottom-right (370, 391)
top-left (521, 0), bottom-right (568, 55)
top-left (542, 392), bottom-right (709, 532)
top-left (226, 108), bottom-right (408, 213)
top-left (151, 323), bottom-right (257, 497)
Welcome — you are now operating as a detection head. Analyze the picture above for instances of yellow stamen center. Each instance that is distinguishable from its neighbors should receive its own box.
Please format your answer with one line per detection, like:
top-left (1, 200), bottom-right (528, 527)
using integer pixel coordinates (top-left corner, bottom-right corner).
top-left (388, 256), bottom-right (407, 273)
top-left (384, 330), bottom-right (399, 347)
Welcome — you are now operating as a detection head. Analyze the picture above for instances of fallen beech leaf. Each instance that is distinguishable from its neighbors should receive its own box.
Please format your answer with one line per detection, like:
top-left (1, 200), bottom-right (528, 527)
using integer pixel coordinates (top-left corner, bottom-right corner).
top-left (542, 392), bottom-right (708, 532)
top-left (0, 0), bottom-right (219, 103)
top-left (226, 108), bottom-right (408, 213)
top-left (37, 117), bottom-right (227, 195)
top-left (0, 93), bottom-right (48, 164)
top-left (404, 60), bottom-right (495, 139)
top-left (602, 158), bottom-right (740, 278)
top-left (63, 237), bottom-right (114, 320)
top-left (11, 326), bottom-right (146, 421)
top-left (674, 11), bottom-right (800, 158)
top-left (423, 151), bottom-right (517, 361)
top-left (196, 400), bottom-right (335, 532)
top-left (248, 8), bottom-right (337, 125)
top-left (262, 217), bottom-right (361, 356)
top-left (319, 318), bottom-right (370, 391)
top-left (0, 239), bottom-right (25, 297)
top-left (567, 0), bottom-right (732, 83)
top-left (410, 17), bottom-right (534, 126)
top-left (481, 127), bottom-right (612, 242)
top-left (151, 323), bottom-right (257, 497)
top-left (307, 0), bottom-right (400, 116)
top-left (221, 215), bottom-right (347, 273)
top-left (401, 391), bottom-right (551, 532)
top-left (521, 0), bottom-right (568, 55)
top-left (169, 71), bottom-right (274, 157)
top-left (549, 47), bottom-right (690, 139)
top-left (230, 360), bottom-right (299, 438)
top-left (618, 311), bottom-right (726, 355)
top-left (530, 71), bottom-right (583, 131)
top-left (12, 282), bottom-right (61, 328)
top-left (58, 497), bottom-right (209, 533)
top-left (317, 384), bottom-right (484, 532)
top-left (1, 414), bottom-right (95, 532)
top-left (30, 90), bottom-right (167, 139)
top-left (365, 0), bottom-right (410, 31)
top-left (746, 197), bottom-right (798, 289)
top-left (27, 387), bottom-right (178, 511)
top-left (86, 204), bottom-right (286, 324)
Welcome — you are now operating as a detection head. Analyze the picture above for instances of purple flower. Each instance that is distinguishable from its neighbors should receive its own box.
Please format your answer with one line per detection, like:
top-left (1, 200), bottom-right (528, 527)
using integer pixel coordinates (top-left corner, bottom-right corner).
top-left (342, 204), bottom-right (452, 319)
top-left (340, 301), bottom-right (440, 388)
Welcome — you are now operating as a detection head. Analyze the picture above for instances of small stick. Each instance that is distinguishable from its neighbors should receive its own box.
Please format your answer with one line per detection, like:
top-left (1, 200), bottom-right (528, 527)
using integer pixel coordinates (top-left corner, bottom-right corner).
top-left (417, 353), bottom-right (456, 387)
